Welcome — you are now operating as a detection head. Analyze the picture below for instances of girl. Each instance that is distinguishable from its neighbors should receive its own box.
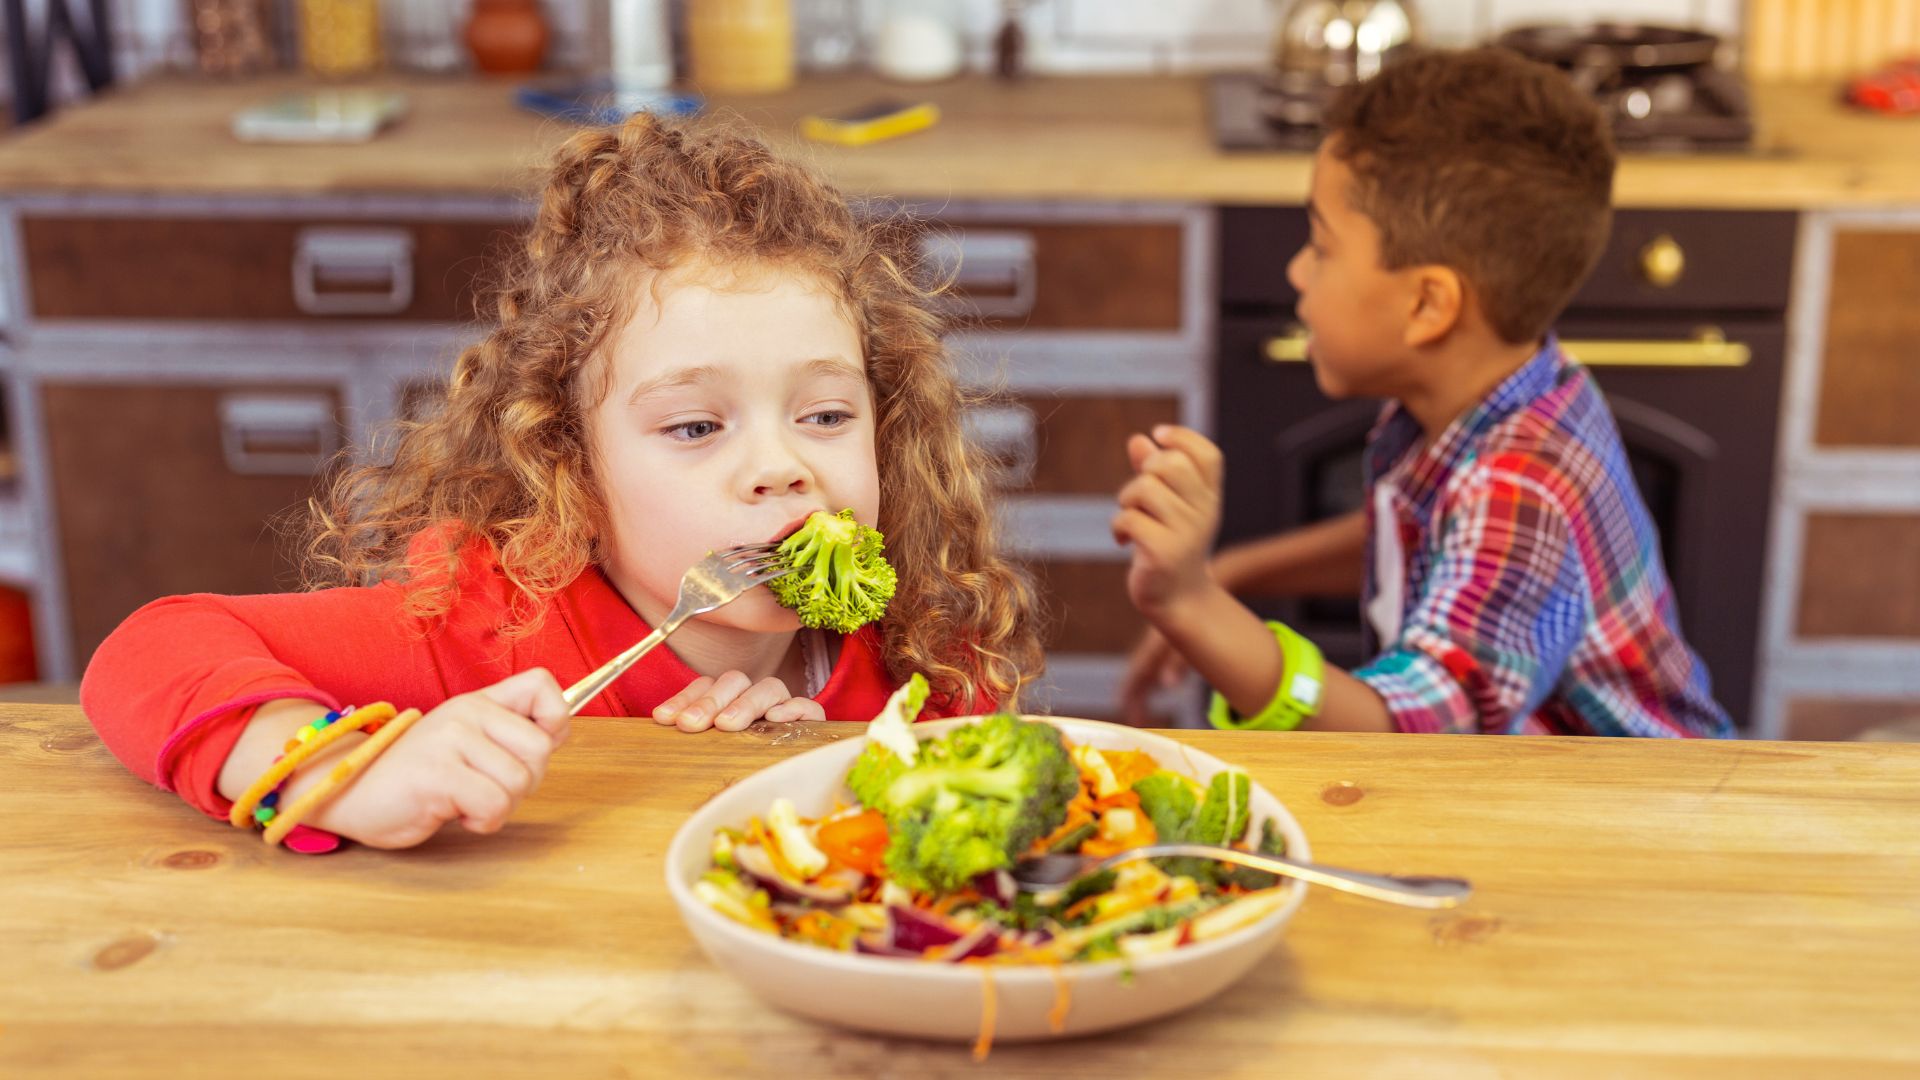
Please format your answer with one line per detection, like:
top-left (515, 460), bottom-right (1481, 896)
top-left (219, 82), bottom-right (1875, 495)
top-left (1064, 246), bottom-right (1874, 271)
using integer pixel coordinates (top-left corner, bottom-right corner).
top-left (81, 115), bottom-right (1043, 852)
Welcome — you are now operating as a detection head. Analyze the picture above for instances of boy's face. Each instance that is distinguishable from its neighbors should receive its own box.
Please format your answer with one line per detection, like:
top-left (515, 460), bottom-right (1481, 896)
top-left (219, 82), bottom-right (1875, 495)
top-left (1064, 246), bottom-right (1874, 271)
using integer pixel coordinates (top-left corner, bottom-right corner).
top-left (1286, 142), bottom-right (1422, 399)
top-left (589, 262), bottom-right (879, 634)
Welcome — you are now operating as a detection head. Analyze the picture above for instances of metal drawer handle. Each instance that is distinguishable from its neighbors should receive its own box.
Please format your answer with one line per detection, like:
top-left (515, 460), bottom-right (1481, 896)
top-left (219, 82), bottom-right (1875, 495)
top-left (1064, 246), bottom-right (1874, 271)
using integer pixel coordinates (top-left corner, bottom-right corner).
top-left (962, 402), bottom-right (1038, 487)
top-left (921, 230), bottom-right (1037, 319)
top-left (1564, 327), bottom-right (1750, 368)
top-left (1262, 326), bottom-right (1750, 368)
top-left (219, 393), bottom-right (339, 475)
top-left (1263, 327), bottom-right (1311, 363)
top-left (292, 227), bottom-right (414, 316)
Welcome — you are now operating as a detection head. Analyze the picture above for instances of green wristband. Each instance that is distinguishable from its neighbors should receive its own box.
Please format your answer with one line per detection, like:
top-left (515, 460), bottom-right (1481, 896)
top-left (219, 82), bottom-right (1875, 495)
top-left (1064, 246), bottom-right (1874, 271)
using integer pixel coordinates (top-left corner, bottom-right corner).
top-left (1208, 620), bottom-right (1326, 732)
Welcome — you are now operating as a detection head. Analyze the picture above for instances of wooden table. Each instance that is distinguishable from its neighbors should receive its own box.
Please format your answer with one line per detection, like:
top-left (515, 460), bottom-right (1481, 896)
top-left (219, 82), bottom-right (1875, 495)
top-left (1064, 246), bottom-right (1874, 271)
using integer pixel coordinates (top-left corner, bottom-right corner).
top-left (4, 703), bottom-right (1918, 1078)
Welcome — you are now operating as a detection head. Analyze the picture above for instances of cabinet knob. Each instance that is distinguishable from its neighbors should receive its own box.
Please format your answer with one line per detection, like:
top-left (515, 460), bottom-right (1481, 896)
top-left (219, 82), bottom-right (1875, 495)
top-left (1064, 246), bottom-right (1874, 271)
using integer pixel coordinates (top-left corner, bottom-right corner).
top-left (1638, 234), bottom-right (1686, 288)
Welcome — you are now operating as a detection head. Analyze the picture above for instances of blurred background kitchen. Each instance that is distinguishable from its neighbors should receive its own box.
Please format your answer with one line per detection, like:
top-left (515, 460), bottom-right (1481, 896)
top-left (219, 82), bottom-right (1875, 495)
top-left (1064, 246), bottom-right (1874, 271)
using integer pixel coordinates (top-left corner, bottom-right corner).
top-left (0, 0), bottom-right (1914, 741)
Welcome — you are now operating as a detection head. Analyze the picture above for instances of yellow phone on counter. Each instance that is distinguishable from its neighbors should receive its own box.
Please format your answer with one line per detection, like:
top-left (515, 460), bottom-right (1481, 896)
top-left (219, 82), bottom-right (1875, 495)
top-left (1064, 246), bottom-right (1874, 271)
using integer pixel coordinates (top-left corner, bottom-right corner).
top-left (801, 99), bottom-right (940, 146)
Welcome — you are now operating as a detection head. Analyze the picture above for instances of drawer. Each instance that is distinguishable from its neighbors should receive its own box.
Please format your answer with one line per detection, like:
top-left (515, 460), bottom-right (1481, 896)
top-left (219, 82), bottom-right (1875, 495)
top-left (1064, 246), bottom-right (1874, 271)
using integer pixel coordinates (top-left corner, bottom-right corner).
top-left (1024, 558), bottom-right (1146, 656)
top-left (1796, 512), bottom-right (1920, 640)
top-left (43, 381), bottom-right (347, 665)
top-left (21, 216), bottom-right (519, 321)
top-left (969, 392), bottom-right (1181, 495)
top-left (1815, 229), bottom-right (1920, 449)
top-left (927, 220), bottom-right (1185, 331)
top-left (1219, 207), bottom-right (1797, 314)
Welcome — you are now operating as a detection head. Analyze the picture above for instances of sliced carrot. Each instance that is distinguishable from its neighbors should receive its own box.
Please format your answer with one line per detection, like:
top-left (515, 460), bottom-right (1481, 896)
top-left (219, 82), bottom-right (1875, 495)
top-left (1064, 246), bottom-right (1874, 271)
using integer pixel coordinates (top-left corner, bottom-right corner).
top-left (1103, 750), bottom-right (1160, 790)
top-left (815, 809), bottom-right (888, 876)
top-left (971, 964), bottom-right (997, 1062)
top-left (1047, 960), bottom-right (1073, 1033)
top-left (747, 819), bottom-right (806, 883)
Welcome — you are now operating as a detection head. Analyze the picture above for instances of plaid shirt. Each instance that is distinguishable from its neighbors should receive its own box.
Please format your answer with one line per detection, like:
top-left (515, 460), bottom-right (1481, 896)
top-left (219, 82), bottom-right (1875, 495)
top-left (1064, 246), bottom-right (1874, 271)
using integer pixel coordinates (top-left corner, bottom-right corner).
top-left (1353, 338), bottom-right (1733, 738)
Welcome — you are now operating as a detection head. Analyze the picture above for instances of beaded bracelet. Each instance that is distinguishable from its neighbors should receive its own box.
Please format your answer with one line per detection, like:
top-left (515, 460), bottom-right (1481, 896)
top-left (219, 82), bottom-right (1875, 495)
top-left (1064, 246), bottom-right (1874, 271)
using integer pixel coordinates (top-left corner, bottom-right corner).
top-left (227, 703), bottom-right (399, 829)
top-left (261, 707), bottom-right (422, 847)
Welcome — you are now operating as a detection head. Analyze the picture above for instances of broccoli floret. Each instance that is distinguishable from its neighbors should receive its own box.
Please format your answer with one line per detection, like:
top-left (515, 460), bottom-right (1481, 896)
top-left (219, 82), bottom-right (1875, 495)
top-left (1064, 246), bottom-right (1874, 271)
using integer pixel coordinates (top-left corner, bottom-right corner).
top-left (768, 509), bottom-right (897, 634)
top-left (845, 674), bottom-right (928, 809)
top-left (872, 713), bottom-right (1078, 894)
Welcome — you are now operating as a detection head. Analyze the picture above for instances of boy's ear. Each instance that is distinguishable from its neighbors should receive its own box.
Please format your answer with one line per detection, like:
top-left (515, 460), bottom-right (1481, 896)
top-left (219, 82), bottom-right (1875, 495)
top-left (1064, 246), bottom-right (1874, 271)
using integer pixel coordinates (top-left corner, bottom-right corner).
top-left (1402, 265), bottom-right (1464, 348)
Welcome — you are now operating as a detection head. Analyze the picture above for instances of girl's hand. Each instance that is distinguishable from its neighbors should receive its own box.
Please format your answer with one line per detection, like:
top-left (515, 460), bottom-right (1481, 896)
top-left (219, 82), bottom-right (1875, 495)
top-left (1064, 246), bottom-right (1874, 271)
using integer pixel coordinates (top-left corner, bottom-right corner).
top-left (303, 667), bottom-right (571, 850)
top-left (1113, 425), bottom-right (1226, 622)
top-left (652, 673), bottom-right (825, 732)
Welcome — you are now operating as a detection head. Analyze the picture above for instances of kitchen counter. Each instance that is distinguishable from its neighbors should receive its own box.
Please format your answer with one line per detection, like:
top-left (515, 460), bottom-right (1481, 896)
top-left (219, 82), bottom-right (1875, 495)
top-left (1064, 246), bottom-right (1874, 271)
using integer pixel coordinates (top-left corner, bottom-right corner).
top-left (0, 73), bottom-right (1915, 208)
top-left (4, 703), bottom-right (1918, 1076)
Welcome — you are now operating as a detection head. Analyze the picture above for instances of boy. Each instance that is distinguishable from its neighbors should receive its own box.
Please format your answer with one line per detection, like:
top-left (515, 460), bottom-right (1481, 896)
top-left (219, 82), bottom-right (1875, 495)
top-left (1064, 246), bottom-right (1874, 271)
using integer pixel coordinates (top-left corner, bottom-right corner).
top-left (1115, 48), bottom-right (1731, 737)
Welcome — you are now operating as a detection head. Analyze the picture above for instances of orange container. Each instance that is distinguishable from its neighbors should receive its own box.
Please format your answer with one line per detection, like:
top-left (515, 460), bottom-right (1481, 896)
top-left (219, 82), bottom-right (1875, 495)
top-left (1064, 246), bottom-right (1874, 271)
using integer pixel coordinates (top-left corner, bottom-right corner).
top-left (686, 0), bottom-right (795, 94)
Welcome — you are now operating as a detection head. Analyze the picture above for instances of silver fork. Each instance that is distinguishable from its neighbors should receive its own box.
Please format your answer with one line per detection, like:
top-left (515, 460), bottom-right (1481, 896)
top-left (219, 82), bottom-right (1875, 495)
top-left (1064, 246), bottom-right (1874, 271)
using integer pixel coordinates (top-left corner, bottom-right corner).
top-left (561, 542), bottom-right (792, 717)
top-left (1011, 843), bottom-right (1471, 909)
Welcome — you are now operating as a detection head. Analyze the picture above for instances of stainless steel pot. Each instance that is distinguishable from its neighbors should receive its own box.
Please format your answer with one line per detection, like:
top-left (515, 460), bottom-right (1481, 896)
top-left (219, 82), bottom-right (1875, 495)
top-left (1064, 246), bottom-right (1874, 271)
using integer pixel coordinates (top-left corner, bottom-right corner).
top-left (1269, 0), bottom-right (1420, 91)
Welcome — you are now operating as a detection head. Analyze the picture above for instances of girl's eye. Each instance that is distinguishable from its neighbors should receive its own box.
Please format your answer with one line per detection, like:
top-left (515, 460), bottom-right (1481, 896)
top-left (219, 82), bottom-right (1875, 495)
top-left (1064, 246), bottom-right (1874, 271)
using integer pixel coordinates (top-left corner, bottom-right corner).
top-left (805, 410), bottom-right (853, 429)
top-left (665, 419), bottom-right (720, 442)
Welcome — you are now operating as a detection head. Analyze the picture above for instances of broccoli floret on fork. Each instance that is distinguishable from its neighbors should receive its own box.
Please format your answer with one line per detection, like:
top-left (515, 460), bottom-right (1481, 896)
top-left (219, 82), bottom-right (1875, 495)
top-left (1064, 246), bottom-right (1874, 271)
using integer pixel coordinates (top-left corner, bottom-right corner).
top-left (768, 509), bottom-right (897, 634)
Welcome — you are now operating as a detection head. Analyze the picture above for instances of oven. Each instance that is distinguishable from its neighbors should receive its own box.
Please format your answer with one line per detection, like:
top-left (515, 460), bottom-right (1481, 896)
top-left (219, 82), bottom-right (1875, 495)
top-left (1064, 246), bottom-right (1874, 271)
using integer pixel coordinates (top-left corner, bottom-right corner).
top-left (1214, 207), bottom-right (1795, 728)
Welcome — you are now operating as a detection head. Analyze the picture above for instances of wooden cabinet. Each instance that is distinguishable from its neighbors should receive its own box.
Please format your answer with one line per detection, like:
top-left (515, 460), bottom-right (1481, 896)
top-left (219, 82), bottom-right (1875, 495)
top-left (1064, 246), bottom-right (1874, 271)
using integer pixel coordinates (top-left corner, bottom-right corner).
top-left (934, 205), bottom-right (1209, 725)
top-left (1761, 218), bottom-right (1920, 739)
top-left (0, 196), bottom-right (518, 679)
top-left (42, 380), bottom-right (346, 664)
top-left (20, 216), bottom-right (515, 322)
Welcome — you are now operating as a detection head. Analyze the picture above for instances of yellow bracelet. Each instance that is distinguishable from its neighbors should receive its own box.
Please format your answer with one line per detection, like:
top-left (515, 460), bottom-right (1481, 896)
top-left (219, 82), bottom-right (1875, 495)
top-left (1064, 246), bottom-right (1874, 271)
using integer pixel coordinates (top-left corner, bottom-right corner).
top-left (262, 707), bottom-right (423, 847)
top-left (227, 703), bottom-right (398, 828)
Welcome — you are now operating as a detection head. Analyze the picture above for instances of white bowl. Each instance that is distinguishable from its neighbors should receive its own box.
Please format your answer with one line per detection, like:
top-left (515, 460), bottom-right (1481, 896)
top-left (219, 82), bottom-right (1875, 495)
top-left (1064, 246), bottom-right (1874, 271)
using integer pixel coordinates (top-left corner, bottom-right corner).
top-left (664, 716), bottom-right (1311, 1043)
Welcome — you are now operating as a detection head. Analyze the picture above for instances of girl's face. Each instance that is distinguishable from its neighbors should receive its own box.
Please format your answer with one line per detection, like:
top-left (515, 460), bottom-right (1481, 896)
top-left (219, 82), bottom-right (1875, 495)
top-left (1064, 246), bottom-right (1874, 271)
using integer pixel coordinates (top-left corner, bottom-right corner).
top-left (590, 262), bottom-right (879, 634)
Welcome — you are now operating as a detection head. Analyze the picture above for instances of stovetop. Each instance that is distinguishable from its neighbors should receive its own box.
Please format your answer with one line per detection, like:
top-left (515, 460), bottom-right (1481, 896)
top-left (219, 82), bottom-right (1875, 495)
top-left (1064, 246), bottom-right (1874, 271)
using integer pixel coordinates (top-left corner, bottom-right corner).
top-left (1209, 68), bottom-right (1756, 154)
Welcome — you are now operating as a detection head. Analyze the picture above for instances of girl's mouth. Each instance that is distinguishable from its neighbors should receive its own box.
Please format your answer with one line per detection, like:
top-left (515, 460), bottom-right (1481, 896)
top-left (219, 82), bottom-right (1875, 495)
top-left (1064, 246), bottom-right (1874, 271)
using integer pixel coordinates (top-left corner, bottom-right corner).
top-left (764, 514), bottom-right (818, 546)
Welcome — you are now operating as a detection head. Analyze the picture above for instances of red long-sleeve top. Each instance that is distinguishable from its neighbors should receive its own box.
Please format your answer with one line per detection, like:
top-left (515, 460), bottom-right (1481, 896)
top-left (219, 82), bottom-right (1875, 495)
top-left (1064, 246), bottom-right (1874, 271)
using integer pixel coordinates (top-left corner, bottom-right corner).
top-left (80, 536), bottom-right (918, 826)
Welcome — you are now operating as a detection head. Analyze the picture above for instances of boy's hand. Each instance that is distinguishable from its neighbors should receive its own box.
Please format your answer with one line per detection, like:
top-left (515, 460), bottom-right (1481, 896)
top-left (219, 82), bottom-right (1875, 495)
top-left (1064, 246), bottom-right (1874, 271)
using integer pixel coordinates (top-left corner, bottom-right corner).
top-left (305, 667), bottom-right (572, 850)
top-left (652, 673), bottom-right (825, 732)
top-left (1113, 425), bottom-right (1226, 623)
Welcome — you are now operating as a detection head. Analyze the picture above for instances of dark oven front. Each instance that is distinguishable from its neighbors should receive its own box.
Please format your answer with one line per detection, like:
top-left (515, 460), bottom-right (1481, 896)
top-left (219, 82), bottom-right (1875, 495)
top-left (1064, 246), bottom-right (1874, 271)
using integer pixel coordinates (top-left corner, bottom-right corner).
top-left (1215, 208), bottom-right (1795, 728)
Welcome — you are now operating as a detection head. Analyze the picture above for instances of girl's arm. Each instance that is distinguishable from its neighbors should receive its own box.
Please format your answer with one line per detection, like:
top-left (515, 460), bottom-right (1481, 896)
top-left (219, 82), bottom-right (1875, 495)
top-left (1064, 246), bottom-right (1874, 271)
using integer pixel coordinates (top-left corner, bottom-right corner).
top-left (80, 572), bottom-right (528, 821)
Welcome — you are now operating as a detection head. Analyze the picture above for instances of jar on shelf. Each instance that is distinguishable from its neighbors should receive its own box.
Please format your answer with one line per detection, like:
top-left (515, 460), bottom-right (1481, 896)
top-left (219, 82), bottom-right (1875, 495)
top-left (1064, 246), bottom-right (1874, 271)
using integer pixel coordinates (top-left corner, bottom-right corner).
top-left (297, 0), bottom-right (382, 77)
top-left (686, 0), bottom-right (796, 95)
top-left (188, 0), bottom-right (276, 77)
top-left (873, 0), bottom-right (964, 83)
top-left (464, 0), bottom-right (550, 76)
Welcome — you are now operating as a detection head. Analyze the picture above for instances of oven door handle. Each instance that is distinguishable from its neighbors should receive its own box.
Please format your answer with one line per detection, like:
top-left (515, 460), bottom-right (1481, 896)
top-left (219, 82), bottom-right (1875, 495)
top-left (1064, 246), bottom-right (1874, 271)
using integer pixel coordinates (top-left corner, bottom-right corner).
top-left (1262, 326), bottom-right (1752, 368)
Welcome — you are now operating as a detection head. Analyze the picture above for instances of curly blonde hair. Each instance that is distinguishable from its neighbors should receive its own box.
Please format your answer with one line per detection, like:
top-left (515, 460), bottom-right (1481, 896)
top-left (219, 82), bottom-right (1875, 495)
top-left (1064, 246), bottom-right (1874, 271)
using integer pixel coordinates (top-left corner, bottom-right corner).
top-left (304, 114), bottom-right (1044, 710)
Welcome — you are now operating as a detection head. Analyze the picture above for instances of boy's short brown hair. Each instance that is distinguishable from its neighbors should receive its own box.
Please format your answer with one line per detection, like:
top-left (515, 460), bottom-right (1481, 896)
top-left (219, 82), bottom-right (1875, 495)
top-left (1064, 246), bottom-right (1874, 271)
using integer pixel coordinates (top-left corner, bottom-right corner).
top-left (1323, 47), bottom-right (1616, 344)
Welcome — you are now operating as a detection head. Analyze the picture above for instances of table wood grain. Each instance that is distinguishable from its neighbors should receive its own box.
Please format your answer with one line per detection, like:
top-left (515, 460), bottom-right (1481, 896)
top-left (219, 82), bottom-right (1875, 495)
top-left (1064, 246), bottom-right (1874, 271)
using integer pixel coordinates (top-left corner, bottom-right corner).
top-left (4, 703), bottom-right (1918, 1078)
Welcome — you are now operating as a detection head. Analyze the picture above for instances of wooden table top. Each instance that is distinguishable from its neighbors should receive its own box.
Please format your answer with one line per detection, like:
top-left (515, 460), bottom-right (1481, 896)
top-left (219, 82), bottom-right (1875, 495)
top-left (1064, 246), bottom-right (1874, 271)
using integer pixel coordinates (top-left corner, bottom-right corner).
top-left (4, 702), bottom-right (1918, 1078)
top-left (0, 73), bottom-right (1916, 209)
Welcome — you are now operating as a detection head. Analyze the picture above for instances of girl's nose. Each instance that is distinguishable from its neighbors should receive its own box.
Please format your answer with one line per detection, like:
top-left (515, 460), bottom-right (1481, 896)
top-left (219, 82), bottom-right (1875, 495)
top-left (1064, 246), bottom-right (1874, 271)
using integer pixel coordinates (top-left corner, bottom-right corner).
top-left (744, 438), bottom-right (814, 499)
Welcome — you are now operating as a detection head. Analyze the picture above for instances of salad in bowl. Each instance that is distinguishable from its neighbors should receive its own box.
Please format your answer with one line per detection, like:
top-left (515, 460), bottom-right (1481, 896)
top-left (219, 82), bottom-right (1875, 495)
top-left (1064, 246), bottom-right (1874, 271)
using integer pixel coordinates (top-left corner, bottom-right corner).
top-left (665, 677), bottom-right (1312, 1050)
